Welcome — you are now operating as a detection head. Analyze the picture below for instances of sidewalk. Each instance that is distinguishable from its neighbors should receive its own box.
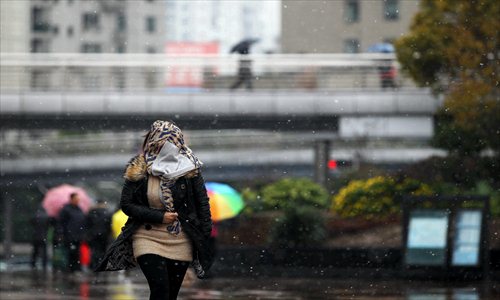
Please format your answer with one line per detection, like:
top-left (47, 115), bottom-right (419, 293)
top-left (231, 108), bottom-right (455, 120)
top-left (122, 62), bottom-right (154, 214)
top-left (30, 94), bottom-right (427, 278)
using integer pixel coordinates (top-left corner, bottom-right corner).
top-left (1, 268), bottom-right (499, 300)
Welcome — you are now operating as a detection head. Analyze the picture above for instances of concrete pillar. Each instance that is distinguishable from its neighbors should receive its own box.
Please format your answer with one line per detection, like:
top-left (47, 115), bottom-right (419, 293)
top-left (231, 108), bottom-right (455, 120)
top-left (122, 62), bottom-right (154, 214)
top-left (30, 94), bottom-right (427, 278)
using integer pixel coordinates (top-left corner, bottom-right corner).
top-left (314, 140), bottom-right (330, 187)
top-left (2, 194), bottom-right (13, 269)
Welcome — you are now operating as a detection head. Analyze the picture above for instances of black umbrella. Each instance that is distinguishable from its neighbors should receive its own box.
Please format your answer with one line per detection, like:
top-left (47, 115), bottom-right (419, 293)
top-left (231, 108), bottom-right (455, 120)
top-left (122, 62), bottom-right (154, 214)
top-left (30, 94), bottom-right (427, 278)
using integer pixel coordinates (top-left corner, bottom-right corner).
top-left (230, 38), bottom-right (260, 55)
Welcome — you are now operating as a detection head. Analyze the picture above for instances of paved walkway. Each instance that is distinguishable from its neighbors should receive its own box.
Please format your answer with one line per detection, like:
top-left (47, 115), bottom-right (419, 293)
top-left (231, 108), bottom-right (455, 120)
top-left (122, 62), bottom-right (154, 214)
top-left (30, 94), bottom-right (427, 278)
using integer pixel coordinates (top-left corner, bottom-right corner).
top-left (1, 269), bottom-right (499, 299)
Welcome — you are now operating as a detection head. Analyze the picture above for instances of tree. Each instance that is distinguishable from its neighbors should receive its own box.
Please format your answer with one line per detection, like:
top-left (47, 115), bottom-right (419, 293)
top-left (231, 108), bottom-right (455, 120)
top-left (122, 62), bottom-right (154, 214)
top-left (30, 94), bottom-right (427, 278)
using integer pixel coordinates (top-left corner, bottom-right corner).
top-left (395, 0), bottom-right (500, 154)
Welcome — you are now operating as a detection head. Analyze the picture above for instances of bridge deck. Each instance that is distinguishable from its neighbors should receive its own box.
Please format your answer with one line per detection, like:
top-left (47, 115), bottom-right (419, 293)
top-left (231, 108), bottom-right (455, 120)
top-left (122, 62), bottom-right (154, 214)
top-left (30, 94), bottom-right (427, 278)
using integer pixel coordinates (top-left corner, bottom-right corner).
top-left (1, 90), bottom-right (438, 130)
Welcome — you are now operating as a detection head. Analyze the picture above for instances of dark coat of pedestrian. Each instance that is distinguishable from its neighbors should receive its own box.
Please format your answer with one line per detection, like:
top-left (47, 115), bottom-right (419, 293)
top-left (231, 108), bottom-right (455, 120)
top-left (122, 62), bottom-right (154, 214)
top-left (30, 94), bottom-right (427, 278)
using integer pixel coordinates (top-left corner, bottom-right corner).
top-left (30, 204), bottom-right (50, 270)
top-left (96, 120), bottom-right (214, 300)
top-left (229, 38), bottom-right (258, 91)
top-left (59, 193), bottom-right (86, 272)
top-left (86, 199), bottom-right (112, 270)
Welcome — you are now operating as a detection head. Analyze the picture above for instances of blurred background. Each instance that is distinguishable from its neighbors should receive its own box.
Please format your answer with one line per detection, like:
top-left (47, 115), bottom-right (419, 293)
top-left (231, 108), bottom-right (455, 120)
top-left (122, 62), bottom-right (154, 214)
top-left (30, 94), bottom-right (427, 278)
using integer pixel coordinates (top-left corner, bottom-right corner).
top-left (1, 0), bottom-right (499, 299)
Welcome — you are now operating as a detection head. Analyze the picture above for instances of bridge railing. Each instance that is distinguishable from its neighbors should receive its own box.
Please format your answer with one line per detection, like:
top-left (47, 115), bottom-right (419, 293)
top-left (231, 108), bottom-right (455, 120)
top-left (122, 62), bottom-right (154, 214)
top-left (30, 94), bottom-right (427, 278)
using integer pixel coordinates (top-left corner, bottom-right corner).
top-left (0, 53), bottom-right (417, 92)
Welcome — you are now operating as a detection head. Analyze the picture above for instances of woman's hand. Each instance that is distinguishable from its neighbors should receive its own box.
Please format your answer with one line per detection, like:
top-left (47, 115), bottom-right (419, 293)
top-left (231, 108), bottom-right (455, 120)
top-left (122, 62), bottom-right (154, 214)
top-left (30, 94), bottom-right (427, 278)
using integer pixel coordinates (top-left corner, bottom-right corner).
top-left (162, 212), bottom-right (178, 224)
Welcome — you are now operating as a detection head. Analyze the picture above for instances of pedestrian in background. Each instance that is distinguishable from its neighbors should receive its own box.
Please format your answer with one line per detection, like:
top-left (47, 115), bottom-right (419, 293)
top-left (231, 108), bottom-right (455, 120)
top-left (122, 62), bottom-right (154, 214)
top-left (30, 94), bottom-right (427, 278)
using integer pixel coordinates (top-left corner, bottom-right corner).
top-left (229, 38), bottom-right (259, 91)
top-left (59, 192), bottom-right (86, 273)
top-left (230, 58), bottom-right (253, 90)
top-left (96, 120), bottom-right (214, 300)
top-left (86, 198), bottom-right (112, 271)
top-left (30, 202), bottom-right (50, 271)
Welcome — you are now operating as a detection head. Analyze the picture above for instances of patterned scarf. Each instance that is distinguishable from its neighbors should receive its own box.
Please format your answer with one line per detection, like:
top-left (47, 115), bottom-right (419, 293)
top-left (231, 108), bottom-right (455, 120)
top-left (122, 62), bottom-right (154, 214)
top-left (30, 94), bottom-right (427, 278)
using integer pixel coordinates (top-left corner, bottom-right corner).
top-left (143, 120), bottom-right (203, 235)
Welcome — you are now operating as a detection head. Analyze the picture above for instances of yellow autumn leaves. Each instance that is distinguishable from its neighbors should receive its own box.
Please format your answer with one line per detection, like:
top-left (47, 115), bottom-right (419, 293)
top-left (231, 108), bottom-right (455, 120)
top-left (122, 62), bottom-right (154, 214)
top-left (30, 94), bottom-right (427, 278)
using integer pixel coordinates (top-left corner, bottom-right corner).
top-left (332, 176), bottom-right (433, 219)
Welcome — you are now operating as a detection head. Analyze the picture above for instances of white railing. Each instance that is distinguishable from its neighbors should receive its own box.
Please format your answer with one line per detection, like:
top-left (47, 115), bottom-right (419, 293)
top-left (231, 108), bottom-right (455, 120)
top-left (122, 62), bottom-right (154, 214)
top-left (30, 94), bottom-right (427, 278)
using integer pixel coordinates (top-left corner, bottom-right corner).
top-left (0, 53), bottom-right (415, 92)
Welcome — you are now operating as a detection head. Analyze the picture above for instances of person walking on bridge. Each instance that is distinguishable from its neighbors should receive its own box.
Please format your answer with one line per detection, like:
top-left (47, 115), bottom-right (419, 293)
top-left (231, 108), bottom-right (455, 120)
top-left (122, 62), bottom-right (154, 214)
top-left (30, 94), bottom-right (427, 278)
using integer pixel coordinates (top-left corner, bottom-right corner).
top-left (96, 120), bottom-right (213, 300)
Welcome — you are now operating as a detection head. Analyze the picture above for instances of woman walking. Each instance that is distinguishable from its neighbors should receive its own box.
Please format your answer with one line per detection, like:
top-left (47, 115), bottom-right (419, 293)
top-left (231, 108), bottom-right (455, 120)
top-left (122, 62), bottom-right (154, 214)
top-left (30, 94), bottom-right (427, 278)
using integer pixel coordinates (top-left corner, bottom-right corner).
top-left (96, 120), bottom-right (213, 300)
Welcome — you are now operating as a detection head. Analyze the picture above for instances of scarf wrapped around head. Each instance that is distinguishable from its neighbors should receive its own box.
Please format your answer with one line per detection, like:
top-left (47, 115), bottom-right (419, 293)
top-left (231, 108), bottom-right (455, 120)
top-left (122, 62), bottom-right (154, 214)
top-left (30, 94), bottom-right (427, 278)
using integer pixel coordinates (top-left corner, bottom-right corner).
top-left (143, 120), bottom-right (203, 235)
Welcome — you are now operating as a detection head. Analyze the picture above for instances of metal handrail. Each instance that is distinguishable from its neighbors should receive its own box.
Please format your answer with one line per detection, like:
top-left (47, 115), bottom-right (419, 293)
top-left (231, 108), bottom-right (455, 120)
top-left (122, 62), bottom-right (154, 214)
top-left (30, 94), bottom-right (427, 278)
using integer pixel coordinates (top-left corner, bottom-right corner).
top-left (0, 53), bottom-right (412, 92)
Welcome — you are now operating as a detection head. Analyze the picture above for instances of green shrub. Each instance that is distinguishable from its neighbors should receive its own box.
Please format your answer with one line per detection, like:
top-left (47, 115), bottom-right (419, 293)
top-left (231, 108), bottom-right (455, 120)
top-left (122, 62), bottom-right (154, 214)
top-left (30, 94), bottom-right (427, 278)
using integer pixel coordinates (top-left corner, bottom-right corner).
top-left (261, 178), bottom-right (329, 211)
top-left (270, 206), bottom-right (327, 248)
top-left (240, 177), bottom-right (330, 247)
top-left (468, 181), bottom-right (500, 217)
top-left (240, 187), bottom-right (264, 215)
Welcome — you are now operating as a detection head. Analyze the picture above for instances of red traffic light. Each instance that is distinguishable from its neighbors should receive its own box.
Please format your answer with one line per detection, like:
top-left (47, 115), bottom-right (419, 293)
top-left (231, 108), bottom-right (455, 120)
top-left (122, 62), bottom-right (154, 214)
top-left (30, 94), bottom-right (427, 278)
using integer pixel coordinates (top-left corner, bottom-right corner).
top-left (328, 159), bottom-right (337, 170)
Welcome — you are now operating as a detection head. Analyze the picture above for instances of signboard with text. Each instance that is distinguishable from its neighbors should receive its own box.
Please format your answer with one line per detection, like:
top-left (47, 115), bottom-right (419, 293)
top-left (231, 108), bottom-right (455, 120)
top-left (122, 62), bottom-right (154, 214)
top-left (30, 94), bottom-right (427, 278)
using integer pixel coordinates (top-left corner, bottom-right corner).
top-left (165, 42), bottom-right (219, 88)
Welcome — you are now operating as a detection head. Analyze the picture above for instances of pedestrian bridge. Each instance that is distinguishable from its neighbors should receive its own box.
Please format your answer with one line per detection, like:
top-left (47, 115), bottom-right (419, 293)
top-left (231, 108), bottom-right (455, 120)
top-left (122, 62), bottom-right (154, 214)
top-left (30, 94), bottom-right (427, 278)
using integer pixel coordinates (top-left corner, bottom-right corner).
top-left (1, 53), bottom-right (438, 130)
top-left (0, 89), bottom-right (437, 130)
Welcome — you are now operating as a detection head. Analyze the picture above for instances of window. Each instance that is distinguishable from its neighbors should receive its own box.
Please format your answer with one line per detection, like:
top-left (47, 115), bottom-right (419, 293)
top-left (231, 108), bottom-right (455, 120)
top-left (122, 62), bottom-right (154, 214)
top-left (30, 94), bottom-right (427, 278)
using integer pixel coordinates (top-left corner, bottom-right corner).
top-left (384, 0), bottom-right (399, 20)
top-left (117, 14), bottom-right (126, 32)
top-left (32, 7), bottom-right (50, 32)
top-left (116, 45), bottom-right (126, 53)
top-left (146, 16), bottom-right (156, 33)
top-left (344, 39), bottom-right (360, 53)
top-left (31, 38), bottom-right (49, 53)
top-left (383, 38), bottom-right (395, 44)
top-left (344, 0), bottom-right (359, 23)
top-left (146, 46), bottom-right (156, 53)
top-left (81, 43), bottom-right (102, 53)
top-left (67, 26), bottom-right (74, 37)
top-left (83, 12), bottom-right (100, 31)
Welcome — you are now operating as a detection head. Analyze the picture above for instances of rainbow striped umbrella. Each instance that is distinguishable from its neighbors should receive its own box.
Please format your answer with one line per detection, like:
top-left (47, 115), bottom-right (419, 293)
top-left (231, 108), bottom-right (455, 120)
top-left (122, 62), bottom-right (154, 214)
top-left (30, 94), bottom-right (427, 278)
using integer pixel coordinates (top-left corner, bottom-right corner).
top-left (206, 182), bottom-right (244, 221)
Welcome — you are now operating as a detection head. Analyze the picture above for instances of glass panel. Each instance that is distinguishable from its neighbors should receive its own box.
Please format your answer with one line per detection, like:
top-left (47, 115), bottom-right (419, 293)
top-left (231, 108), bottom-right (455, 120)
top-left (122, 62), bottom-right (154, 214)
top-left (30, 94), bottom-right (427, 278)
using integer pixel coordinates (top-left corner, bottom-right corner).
top-left (407, 292), bottom-right (446, 300)
top-left (384, 0), bottom-right (399, 20)
top-left (344, 0), bottom-right (359, 23)
top-left (117, 14), bottom-right (126, 32)
top-left (452, 289), bottom-right (479, 300)
top-left (405, 210), bottom-right (448, 266)
top-left (452, 210), bottom-right (482, 266)
top-left (344, 39), bottom-right (359, 53)
top-left (146, 16), bottom-right (156, 32)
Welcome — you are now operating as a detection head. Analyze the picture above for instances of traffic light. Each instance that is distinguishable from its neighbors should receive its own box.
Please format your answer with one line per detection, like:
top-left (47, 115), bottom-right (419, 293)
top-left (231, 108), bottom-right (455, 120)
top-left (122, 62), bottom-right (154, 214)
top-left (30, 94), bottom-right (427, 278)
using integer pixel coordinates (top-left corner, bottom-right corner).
top-left (328, 159), bottom-right (337, 170)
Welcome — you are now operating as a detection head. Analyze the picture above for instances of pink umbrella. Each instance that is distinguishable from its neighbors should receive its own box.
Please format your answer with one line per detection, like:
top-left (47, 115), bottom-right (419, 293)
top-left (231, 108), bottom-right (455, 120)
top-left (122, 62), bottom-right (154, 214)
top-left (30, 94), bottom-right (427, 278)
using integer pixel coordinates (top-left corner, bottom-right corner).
top-left (42, 184), bottom-right (93, 217)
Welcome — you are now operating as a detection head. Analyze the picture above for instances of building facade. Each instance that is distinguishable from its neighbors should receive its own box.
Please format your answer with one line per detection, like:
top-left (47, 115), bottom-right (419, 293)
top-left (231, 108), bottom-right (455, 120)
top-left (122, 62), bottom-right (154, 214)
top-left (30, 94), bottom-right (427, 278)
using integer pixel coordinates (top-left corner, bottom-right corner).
top-left (1, 0), bottom-right (166, 91)
top-left (165, 0), bottom-right (280, 54)
top-left (22, 0), bottom-right (166, 53)
top-left (281, 0), bottom-right (420, 53)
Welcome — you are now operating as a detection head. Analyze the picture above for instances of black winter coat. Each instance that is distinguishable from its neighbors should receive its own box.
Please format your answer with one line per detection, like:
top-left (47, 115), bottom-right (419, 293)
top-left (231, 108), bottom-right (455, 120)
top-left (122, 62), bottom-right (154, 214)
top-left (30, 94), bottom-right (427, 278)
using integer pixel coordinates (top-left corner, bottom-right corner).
top-left (86, 206), bottom-right (112, 243)
top-left (59, 203), bottom-right (86, 243)
top-left (95, 155), bottom-right (213, 278)
top-left (31, 205), bottom-right (50, 242)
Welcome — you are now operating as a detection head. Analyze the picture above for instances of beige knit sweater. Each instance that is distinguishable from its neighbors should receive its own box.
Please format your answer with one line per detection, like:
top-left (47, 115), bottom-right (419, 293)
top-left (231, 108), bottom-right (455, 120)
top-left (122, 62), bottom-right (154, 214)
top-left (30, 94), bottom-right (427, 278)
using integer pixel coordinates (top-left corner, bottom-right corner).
top-left (132, 176), bottom-right (193, 262)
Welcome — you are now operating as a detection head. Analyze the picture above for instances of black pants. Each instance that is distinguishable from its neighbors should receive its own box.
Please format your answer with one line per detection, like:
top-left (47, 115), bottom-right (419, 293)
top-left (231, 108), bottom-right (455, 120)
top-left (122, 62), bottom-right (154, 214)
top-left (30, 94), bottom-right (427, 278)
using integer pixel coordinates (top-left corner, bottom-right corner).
top-left (89, 238), bottom-right (108, 270)
top-left (31, 240), bottom-right (48, 270)
top-left (137, 254), bottom-right (189, 300)
top-left (230, 68), bottom-right (253, 90)
top-left (65, 241), bottom-right (81, 272)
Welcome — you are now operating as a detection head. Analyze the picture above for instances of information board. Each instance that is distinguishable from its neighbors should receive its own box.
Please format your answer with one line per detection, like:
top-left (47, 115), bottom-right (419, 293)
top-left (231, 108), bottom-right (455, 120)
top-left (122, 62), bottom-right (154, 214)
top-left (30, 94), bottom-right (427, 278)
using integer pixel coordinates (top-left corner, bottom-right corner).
top-left (452, 210), bottom-right (482, 266)
top-left (405, 210), bottom-right (449, 265)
